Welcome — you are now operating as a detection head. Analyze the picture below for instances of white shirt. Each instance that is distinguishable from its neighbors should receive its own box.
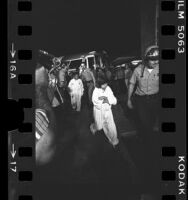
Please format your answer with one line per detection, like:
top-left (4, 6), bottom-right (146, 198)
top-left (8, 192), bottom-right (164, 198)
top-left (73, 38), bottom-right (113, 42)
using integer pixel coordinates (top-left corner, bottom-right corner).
top-left (68, 78), bottom-right (84, 95)
top-left (147, 68), bottom-right (154, 73)
top-left (92, 86), bottom-right (117, 110)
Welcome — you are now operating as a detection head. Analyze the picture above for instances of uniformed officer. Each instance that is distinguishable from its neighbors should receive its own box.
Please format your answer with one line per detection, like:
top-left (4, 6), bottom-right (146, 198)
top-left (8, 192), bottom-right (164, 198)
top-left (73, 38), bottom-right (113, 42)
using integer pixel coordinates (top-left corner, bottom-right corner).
top-left (127, 45), bottom-right (159, 191)
top-left (80, 63), bottom-right (96, 105)
top-left (127, 45), bottom-right (159, 133)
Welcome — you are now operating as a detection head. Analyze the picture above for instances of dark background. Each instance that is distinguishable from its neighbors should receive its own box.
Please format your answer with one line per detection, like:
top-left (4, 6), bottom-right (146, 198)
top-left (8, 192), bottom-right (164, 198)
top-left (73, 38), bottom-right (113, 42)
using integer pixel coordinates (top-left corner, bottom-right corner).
top-left (33, 0), bottom-right (141, 59)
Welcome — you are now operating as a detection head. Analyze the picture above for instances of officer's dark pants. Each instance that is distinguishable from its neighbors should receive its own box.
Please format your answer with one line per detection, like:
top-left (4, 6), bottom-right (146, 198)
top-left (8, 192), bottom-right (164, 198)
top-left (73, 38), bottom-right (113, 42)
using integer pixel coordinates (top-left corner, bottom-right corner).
top-left (82, 81), bottom-right (94, 108)
top-left (133, 94), bottom-right (159, 192)
top-left (82, 82), bottom-right (87, 106)
top-left (87, 81), bottom-right (94, 104)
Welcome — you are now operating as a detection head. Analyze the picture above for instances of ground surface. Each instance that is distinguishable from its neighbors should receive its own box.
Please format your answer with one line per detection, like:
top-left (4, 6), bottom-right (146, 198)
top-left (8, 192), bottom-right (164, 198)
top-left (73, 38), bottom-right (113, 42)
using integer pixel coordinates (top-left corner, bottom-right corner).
top-left (34, 94), bottom-right (160, 200)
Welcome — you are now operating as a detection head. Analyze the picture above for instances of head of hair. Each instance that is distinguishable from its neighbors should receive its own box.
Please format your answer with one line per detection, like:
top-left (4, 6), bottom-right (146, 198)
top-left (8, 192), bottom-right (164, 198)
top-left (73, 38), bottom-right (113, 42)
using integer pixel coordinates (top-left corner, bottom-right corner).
top-left (96, 77), bottom-right (108, 88)
top-left (71, 71), bottom-right (79, 79)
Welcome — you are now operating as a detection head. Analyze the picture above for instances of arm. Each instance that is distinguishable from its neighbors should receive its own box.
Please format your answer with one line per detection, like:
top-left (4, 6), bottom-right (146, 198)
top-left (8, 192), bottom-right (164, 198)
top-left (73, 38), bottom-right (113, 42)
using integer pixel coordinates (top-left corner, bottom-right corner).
top-left (36, 121), bottom-right (56, 165)
top-left (80, 72), bottom-right (85, 82)
top-left (79, 79), bottom-right (84, 95)
top-left (106, 87), bottom-right (117, 105)
top-left (127, 70), bottom-right (137, 101)
top-left (35, 91), bottom-right (56, 165)
top-left (127, 69), bottom-right (137, 109)
top-left (68, 79), bottom-right (74, 93)
top-left (92, 88), bottom-right (103, 109)
top-left (35, 65), bottom-right (57, 165)
top-left (128, 84), bottom-right (135, 101)
top-left (89, 70), bottom-right (96, 86)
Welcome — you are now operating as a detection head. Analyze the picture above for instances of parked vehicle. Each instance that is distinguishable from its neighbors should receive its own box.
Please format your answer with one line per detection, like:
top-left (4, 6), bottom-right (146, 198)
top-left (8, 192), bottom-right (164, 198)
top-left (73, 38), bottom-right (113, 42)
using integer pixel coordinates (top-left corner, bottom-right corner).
top-left (112, 56), bottom-right (142, 78)
top-left (62, 50), bottom-right (110, 76)
top-left (112, 56), bottom-right (142, 69)
top-left (111, 56), bottom-right (142, 93)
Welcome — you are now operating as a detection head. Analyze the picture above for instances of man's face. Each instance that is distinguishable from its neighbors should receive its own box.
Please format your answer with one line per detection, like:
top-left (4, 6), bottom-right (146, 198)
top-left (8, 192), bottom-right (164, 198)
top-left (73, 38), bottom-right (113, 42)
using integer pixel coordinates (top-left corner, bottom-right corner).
top-left (148, 59), bottom-right (159, 69)
top-left (81, 64), bottom-right (86, 69)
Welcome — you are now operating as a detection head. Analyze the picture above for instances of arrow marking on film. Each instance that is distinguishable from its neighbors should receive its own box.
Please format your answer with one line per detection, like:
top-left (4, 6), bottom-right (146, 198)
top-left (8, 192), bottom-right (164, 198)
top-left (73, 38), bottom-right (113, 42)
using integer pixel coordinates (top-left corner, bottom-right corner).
top-left (10, 144), bottom-right (16, 159)
top-left (10, 166), bottom-right (17, 173)
top-left (10, 43), bottom-right (16, 58)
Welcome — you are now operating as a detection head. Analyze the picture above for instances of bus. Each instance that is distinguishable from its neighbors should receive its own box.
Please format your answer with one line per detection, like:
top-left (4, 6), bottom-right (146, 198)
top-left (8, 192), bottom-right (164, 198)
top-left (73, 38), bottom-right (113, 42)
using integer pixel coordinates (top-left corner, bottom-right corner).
top-left (62, 50), bottom-right (110, 76)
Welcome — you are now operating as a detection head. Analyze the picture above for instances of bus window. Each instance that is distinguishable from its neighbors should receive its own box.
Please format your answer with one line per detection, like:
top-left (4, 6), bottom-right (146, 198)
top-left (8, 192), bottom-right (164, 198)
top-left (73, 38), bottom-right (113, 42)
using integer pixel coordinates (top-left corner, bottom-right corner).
top-left (69, 59), bottom-right (82, 70)
top-left (88, 57), bottom-right (95, 69)
top-left (95, 55), bottom-right (101, 67)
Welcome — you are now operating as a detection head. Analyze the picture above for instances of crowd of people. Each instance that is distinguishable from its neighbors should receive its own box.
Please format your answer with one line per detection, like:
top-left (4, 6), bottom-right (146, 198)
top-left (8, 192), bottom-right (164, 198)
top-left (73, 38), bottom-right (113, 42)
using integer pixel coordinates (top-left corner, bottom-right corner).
top-left (35, 45), bottom-right (160, 198)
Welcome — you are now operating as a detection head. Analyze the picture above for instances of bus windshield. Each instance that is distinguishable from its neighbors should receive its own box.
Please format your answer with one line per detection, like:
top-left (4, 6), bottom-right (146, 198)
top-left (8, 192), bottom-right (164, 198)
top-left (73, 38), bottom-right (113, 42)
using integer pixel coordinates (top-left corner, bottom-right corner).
top-left (69, 59), bottom-right (82, 70)
top-left (88, 57), bottom-right (95, 69)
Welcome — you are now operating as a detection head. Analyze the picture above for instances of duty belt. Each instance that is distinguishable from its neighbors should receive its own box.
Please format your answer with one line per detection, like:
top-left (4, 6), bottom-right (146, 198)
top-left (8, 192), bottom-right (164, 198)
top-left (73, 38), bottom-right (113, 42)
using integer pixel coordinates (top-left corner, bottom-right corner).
top-left (86, 80), bottom-right (93, 83)
top-left (135, 93), bottom-right (159, 99)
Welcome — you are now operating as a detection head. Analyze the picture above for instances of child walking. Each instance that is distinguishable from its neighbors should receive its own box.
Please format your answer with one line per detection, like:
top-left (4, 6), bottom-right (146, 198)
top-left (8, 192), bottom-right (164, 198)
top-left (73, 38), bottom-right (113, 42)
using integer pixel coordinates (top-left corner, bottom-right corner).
top-left (90, 78), bottom-right (119, 146)
top-left (68, 72), bottom-right (84, 112)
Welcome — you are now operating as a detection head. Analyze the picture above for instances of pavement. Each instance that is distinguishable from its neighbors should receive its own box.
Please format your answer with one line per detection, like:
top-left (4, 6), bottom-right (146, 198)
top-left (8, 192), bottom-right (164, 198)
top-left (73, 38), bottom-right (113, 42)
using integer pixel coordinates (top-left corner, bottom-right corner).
top-left (34, 94), bottom-right (159, 200)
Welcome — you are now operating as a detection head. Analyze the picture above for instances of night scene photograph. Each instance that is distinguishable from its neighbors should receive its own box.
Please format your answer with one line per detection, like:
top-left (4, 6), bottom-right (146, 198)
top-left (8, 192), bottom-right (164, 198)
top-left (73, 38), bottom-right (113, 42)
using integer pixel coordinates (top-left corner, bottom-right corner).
top-left (13, 0), bottom-right (161, 200)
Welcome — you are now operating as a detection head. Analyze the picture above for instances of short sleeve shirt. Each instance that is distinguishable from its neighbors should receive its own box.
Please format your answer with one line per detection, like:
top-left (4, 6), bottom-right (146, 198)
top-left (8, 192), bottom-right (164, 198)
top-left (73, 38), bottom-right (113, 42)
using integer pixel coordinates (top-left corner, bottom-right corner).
top-left (81, 68), bottom-right (94, 82)
top-left (129, 64), bottom-right (159, 95)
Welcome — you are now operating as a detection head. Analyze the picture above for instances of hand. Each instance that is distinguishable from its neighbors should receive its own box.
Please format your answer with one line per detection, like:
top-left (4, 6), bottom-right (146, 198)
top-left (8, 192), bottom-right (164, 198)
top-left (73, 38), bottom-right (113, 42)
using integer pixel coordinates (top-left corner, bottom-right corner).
top-left (98, 96), bottom-right (105, 100)
top-left (103, 98), bottom-right (109, 104)
top-left (127, 99), bottom-right (133, 109)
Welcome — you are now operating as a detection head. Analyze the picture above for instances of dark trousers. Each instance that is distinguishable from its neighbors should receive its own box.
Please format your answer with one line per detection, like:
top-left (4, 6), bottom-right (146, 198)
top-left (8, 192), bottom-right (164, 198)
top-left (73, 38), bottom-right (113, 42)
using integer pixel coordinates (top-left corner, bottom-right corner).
top-left (133, 94), bottom-right (159, 191)
top-left (134, 94), bottom-right (159, 136)
top-left (113, 79), bottom-right (126, 95)
top-left (82, 81), bottom-right (94, 108)
top-left (82, 82), bottom-right (89, 106)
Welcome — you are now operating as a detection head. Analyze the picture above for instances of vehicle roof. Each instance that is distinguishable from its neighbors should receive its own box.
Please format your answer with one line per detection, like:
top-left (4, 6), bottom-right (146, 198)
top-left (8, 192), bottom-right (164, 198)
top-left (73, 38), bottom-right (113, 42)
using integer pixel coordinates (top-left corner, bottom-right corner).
top-left (112, 56), bottom-right (141, 65)
top-left (62, 51), bottom-right (105, 61)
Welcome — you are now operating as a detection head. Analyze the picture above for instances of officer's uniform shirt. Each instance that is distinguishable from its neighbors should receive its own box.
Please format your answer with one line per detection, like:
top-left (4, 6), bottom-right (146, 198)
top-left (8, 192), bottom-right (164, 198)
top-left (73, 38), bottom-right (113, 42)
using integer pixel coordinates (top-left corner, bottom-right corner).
top-left (129, 63), bottom-right (159, 96)
top-left (58, 68), bottom-right (67, 87)
top-left (81, 68), bottom-right (95, 82)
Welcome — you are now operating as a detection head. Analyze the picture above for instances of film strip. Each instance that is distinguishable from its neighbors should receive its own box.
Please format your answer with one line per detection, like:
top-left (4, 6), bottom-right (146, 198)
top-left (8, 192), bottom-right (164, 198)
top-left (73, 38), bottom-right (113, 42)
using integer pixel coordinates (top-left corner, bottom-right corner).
top-left (8, 1), bottom-right (34, 199)
top-left (8, 0), bottom-right (186, 200)
top-left (160, 1), bottom-right (186, 200)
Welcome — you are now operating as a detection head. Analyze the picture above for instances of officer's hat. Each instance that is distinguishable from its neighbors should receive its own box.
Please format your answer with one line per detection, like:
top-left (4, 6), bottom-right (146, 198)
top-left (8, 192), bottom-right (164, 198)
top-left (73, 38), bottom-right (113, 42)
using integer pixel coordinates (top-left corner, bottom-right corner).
top-left (145, 45), bottom-right (159, 61)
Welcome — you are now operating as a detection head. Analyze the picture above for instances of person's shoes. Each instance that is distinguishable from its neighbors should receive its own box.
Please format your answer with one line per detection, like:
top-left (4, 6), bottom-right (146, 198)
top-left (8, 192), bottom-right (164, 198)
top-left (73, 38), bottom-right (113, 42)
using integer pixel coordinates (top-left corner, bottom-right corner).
top-left (111, 138), bottom-right (119, 148)
top-left (90, 124), bottom-right (96, 135)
